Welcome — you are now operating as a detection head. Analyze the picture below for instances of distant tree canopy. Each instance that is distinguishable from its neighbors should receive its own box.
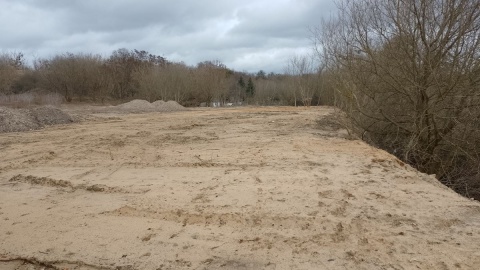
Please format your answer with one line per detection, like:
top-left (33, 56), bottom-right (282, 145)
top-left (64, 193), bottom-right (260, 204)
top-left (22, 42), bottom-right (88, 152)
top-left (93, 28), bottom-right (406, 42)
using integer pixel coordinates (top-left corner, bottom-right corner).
top-left (256, 70), bottom-right (266, 80)
top-left (0, 52), bottom-right (26, 94)
top-left (2, 48), bottom-right (323, 107)
top-left (238, 76), bottom-right (246, 89)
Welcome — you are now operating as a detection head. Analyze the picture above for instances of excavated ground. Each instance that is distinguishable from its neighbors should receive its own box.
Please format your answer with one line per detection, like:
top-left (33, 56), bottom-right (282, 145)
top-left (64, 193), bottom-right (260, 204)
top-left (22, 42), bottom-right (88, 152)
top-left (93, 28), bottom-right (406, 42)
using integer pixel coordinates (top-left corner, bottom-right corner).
top-left (0, 106), bottom-right (479, 270)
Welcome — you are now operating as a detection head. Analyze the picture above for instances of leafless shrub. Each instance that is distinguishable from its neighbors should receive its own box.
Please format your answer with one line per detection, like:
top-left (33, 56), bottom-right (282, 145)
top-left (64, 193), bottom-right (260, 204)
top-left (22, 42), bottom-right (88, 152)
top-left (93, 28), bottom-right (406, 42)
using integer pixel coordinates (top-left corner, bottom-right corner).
top-left (315, 0), bottom-right (480, 199)
top-left (0, 91), bottom-right (63, 108)
top-left (134, 62), bottom-right (193, 103)
top-left (284, 55), bottom-right (323, 106)
top-left (0, 52), bottom-right (24, 94)
top-left (35, 53), bottom-right (110, 102)
top-left (254, 77), bottom-right (290, 106)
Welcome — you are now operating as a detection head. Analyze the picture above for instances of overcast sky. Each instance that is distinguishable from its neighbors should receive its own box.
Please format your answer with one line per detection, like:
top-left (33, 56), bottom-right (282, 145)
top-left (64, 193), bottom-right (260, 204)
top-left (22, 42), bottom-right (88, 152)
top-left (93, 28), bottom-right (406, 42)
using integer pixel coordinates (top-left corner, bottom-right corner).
top-left (0, 0), bottom-right (336, 73)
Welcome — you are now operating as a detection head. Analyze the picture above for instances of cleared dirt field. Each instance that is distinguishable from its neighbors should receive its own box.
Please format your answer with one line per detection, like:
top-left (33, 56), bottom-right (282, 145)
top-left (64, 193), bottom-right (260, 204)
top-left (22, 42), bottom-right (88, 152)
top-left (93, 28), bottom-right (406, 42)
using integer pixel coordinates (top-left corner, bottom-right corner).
top-left (0, 106), bottom-right (479, 270)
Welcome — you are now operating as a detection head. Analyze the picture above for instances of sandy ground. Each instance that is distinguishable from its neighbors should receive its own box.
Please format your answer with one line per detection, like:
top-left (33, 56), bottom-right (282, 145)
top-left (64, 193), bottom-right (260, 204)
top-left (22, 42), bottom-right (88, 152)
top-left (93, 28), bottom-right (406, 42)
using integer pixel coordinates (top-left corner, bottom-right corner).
top-left (0, 106), bottom-right (479, 270)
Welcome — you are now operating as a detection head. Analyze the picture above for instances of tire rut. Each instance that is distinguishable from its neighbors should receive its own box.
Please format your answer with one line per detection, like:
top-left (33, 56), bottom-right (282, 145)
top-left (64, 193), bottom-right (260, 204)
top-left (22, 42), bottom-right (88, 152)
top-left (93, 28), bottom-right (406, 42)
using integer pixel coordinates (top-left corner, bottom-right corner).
top-left (8, 174), bottom-right (148, 194)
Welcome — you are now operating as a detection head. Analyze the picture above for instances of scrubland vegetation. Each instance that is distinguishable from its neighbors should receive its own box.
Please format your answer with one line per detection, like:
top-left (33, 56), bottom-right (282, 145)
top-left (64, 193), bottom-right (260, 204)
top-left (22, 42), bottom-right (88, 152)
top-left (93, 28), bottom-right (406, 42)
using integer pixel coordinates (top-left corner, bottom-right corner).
top-left (0, 0), bottom-right (478, 199)
top-left (314, 0), bottom-right (480, 199)
top-left (0, 49), bottom-right (323, 107)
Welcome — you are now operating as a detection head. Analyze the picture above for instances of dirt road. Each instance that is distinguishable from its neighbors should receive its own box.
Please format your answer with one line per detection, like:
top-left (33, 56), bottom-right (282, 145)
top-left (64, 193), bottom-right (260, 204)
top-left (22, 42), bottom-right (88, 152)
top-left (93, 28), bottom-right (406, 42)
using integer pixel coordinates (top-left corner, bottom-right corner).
top-left (1, 106), bottom-right (479, 269)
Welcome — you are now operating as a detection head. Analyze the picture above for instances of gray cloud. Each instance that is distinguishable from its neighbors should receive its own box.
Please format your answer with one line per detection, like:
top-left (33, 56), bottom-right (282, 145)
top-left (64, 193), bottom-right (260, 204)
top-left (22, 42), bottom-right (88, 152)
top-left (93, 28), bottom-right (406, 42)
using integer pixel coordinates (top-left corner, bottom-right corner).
top-left (0, 0), bottom-right (335, 73)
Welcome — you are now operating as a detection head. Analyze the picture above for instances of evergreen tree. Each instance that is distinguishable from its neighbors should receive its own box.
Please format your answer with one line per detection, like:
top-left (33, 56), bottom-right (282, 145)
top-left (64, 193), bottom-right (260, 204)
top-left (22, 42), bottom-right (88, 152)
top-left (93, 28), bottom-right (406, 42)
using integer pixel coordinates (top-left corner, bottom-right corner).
top-left (238, 76), bottom-right (246, 89)
top-left (246, 77), bottom-right (255, 97)
top-left (256, 70), bottom-right (266, 80)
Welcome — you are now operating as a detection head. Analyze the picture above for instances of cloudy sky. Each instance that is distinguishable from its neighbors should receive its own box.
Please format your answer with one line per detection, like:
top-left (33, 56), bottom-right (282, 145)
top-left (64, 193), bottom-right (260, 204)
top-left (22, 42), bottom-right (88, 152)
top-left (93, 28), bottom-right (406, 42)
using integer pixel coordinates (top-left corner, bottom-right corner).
top-left (0, 0), bottom-right (336, 73)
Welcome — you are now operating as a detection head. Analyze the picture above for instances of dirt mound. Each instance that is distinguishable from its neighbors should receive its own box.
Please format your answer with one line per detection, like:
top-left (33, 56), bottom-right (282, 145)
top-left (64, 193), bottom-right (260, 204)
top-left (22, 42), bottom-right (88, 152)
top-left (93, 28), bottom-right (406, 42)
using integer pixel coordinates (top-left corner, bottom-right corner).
top-left (116, 99), bottom-right (155, 113)
top-left (154, 100), bottom-right (186, 112)
top-left (115, 99), bottom-right (186, 113)
top-left (0, 107), bottom-right (40, 133)
top-left (0, 106), bottom-right (73, 133)
top-left (151, 100), bottom-right (165, 106)
top-left (30, 106), bottom-right (74, 126)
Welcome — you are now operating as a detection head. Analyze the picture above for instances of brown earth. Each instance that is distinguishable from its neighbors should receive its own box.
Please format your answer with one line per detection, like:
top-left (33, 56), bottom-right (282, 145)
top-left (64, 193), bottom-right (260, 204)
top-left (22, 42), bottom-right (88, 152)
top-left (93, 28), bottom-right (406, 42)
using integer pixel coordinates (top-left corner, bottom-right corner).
top-left (0, 106), bottom-right (479, 270)
top-left (0, 100), bottom-right (186, 134)
top-left (0, 106), bottom-right (73, 133)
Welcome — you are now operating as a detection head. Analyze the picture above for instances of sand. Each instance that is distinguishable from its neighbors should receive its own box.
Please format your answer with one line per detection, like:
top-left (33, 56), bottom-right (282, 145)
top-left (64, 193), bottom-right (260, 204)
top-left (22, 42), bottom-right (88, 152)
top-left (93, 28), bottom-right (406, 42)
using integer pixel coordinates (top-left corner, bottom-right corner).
top-left (0, 106), bottom-right (479, 270)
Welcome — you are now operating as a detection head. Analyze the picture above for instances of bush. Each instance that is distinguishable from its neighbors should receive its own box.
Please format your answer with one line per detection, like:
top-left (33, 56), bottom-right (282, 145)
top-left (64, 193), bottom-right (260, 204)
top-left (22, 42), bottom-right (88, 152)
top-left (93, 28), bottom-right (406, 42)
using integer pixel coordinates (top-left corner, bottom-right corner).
top-left (315, 0), bottom-right (480, 199)
top-left (0, 91), bottom-right (63, 108)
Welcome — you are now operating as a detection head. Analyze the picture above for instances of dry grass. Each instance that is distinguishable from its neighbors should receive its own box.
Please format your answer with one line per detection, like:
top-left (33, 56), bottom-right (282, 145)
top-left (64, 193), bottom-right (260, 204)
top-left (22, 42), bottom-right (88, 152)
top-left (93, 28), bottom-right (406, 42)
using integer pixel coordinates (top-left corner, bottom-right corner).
top-left (0, 92), bottom-right (63, 108)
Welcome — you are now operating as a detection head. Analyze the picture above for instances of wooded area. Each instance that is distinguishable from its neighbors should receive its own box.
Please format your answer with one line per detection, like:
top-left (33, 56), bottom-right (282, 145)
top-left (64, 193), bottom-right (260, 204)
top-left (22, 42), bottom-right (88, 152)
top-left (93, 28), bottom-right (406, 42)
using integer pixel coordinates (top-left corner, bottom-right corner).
top-left (0, 49), bottom-right (324, 107)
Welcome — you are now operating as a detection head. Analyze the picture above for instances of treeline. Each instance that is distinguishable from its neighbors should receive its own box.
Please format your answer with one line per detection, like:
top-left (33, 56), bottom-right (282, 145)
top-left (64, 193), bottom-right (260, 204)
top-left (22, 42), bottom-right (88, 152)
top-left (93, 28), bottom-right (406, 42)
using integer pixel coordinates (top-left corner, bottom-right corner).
top-left (315, 0), bottom-right (480, 199)
top-left (0, 49), bottom-right (325, 107)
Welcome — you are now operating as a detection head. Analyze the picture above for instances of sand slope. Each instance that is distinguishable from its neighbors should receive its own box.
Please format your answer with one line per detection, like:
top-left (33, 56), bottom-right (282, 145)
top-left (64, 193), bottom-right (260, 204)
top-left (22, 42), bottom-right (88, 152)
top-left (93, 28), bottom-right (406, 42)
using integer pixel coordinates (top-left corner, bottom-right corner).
top-left (0, 106), bottom-right (479, 270)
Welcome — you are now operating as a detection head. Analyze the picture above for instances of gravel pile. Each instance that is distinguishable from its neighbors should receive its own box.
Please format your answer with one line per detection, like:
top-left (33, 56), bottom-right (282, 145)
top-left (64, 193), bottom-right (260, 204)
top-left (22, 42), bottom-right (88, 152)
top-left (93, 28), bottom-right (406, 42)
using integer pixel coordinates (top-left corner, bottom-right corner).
top-left (116, 99), bottom-right (155, 113)
top-left (30, 106), bottom-right (74, 126)
top-left (0, 100), bottom-right (187, 133)
top-left (151, 100), bottom-right (165, 107)
top-left (154, 100), bottom-right (186, 112)
top-left (115, 99), bottom-right (186, 113)
top-left (0, 106), bottom-right (73, 133)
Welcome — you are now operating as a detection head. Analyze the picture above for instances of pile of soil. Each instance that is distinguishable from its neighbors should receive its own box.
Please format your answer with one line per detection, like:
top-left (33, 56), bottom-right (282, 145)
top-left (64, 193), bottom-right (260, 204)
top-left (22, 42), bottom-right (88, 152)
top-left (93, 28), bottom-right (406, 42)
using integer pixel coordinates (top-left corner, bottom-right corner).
top-left (115, 99), bottom-right (155, 113)
top-left (153, 100), bottom-right (186, 112)
top-left (114, 99), bottom-right (186, 113)
top-left (0, 106), bottom-right (73, 133)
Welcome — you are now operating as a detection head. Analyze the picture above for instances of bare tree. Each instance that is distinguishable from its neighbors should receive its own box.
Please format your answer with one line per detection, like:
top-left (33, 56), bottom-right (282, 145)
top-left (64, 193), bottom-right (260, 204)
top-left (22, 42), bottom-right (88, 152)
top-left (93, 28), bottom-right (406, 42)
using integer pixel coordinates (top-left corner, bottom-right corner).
top-left (134, 62), bottom-right (193, 103)
top-left (193, 61), bottom-right (230, 106)
top-left (285, 55), bottom-right (318, 106)
top-left (0, 52), bottom-right (24, 94)
top-left (314, 0), bottom-right (480, 197)
top-left (35, 53), bottom-right (107, 101)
